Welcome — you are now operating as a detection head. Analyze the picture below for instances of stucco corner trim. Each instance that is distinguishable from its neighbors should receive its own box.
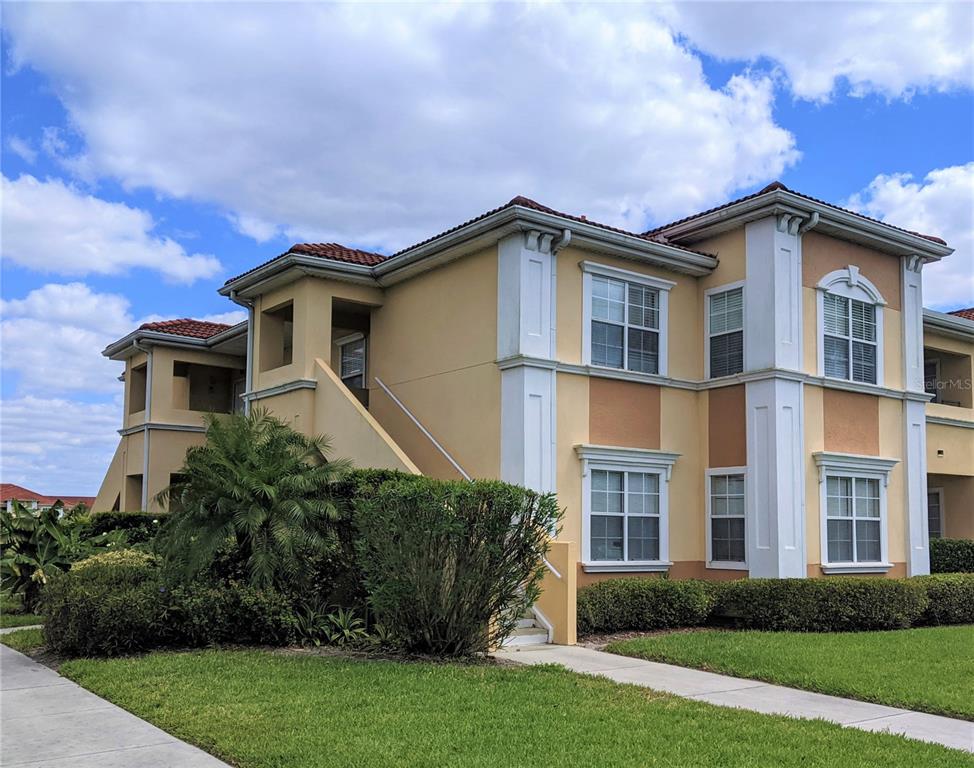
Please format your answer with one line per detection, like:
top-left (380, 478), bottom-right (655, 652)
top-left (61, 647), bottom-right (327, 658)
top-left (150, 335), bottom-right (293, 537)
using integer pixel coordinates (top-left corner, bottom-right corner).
top-left (579, 260), bottom-right (677, 292)
top-left (926, 414), bottom-right (974, 430)
top-left (581, 561), bottom-right (673, 574)
top-left (574, 444), bottom-right (680, 479)
top-left (812, 452), bottom-right (899, 486)
top-left (821, 563), bottom-right (894, 575)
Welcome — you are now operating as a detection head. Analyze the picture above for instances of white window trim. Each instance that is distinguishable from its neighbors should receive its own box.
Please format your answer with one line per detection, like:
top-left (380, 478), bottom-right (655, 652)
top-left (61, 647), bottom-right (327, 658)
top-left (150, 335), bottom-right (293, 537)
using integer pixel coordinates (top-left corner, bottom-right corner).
top-left (581, 261), bottom-right (674, 377)
top-left (706, 467), bottom-right (748, 570)
top-left (927, 486), bottom-right (945, 539)
top-left (575, 444), bottom-right (679, 572)
top-left (704, 280), bottom-right (746, 380)
top-left (812, 452), bottom-right (898, 574)
top-left (816, 266), bottom-right (886, 387)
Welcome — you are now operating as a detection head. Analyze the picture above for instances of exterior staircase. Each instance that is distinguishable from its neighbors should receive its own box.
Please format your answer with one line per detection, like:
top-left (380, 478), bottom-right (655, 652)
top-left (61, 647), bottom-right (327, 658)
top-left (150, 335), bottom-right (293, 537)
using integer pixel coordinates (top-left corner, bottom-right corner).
top-left (501, 610), bottom-right (550, 648)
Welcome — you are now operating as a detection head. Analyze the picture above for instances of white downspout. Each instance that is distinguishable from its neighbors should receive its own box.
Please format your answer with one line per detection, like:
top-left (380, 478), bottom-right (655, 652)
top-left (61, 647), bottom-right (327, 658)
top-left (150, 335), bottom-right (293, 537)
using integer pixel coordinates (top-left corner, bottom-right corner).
top-left (230, 290), bottom-right (255, 414)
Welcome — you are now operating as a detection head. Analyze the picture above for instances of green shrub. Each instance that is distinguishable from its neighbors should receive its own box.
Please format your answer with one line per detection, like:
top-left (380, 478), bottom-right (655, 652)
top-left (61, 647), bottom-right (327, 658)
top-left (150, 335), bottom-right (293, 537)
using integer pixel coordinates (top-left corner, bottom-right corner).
top-left (356, 477), bottom-right (560, 656)
top-left (930, 538), bottom-right (974, 573)
top-left (914, 574), bottom-right (974, 625)
top-left (160, 582), bottom-right (298, 647)
top-left (713, 578), bottom-right (928, 632)
top-left (43, 551), bottom-right (298, 656)
top-left (577, 578), bottom-right (716, 635)
top-left (43, 551), bottom-right (162, 657)
top-left (80, 512), bottom-right (163, 546)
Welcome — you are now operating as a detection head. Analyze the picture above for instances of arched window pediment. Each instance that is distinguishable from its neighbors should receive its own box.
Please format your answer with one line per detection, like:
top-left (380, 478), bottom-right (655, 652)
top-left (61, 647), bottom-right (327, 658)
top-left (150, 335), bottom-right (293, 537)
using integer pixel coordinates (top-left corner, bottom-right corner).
top-left (817, 265), bottom-right (887, 306)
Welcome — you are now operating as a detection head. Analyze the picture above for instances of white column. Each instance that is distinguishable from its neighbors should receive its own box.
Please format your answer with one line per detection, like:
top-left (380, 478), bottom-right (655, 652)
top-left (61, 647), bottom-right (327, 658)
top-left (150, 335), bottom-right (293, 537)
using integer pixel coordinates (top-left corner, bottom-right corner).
top-left (902, 255), bottom-right (930, 575)
top-left (745, 378), bottom-right (806, 577)
top-left (743, 214), bottom-right (809, 577)
top-left (744, 216), bottom-right (804, 372)
top-left (498, 230), bottom-right (558, 493)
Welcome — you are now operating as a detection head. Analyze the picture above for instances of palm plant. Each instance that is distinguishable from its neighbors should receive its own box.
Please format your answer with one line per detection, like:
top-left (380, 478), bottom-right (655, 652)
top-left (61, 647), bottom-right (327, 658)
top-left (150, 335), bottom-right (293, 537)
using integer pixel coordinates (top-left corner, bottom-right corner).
top-left (158, 408), bottom-right (351, 589)
top-left (0, 501), bottom-right (120, 610)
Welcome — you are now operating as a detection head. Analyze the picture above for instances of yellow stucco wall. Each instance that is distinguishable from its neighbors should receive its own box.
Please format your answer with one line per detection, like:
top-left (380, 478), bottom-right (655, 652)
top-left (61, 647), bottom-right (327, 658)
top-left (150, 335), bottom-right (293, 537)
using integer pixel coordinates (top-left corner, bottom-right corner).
top-left (926, 417), bottom-right (974, 476)
top-left (368, 246), bottom-right (501, 480)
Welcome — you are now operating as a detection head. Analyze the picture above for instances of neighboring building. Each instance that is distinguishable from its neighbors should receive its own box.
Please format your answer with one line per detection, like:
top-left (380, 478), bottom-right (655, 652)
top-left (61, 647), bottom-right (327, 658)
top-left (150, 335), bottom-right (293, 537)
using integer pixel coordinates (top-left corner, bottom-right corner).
top-left (93, 182), bottom-right (974, 644)
top-left (2, 483), bottom-right (95, 512)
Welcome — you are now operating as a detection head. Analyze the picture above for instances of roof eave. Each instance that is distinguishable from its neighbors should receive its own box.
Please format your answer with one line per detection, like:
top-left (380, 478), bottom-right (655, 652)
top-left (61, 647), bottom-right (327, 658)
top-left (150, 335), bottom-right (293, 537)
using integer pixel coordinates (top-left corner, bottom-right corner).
top-left (659, 190), bottom-right (953, 261)
top-left (102, 323), bottom-right (249, 360)
top-left (923, 308), bottom-right (974, 341)
top-left (219, 253), bottom-right (378, 298)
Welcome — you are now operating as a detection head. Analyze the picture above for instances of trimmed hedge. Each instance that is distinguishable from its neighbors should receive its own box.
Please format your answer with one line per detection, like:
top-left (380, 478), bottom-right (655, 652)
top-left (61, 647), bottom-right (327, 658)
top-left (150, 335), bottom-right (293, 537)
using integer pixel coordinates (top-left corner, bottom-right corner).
top-left (713, 578), bottom-right (929, 632)
top-left (80, 511), bottom-right (163, 546)
top-left (43, 551), bottom-right (298, 657)
top-left (577, 578), bottom-right (715, 635)
top-left (930, 538), bottom-right (974, 574)
top-left (914, 574), bottom-right (974, 626)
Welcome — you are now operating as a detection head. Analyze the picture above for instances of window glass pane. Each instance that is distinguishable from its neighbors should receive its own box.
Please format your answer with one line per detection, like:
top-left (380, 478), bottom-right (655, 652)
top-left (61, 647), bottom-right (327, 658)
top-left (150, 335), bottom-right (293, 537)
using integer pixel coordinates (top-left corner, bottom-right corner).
top-left (340, 339), bottom-right (365, 378)
top-left (709, 288), bottom-right (743, 335)
top-left (591, 515), bottom-right (623, 561)
top-left (710, 330), bottom-right (743, 378)
top-left (855, 520), bottom-right (881, 562)
top-left (592, 277), bottom-right (625, 323)
top-left (711, 517), bottom-right (746, 563)
top-left (591, 470), bottom-right (623, 515)
top-left (824, 294), bottom-right (849, 336)
top-left (826, 476), bottom-right (852, 517)
top-left (927, 491), bottom-right (942, 539)
top-left (855, 478), bottom-right (880, 518)
top-left (627, 516), bottom-right (659, 561)
top-left (628, 473), bottom-right (659, 516)
top-left (592, 321), bottom-right (624, 368)
top-left (727, 474), bottom-right (745, 496)
top-left (627, 328), bottom-right (659, 374)
top-left (827, 519), bottom-right (854, 562)
top-left (851, 300), bottom-right (876, 342)
top-left (824, 336), bottom-right (850, 379)
top-left (727, 518), bottom-right (746, 561)
top-left (712, 496), bottom-right (728, 516)
top-left (628, 285), bottom-right (659, 329)
top-left (851, 341), bottom-right (876, 384)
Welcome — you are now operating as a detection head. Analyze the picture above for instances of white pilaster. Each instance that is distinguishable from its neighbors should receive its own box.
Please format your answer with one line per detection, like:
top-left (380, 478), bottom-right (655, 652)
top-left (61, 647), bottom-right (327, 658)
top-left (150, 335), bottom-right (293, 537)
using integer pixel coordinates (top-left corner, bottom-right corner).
top-left (745, 377), bottom-right (806, 577)
top-left (901, 256), bottom-right (925, 393)
top-left (498, 230), bottom-right (558, 493)
top-left (744, 216), bottom-right (804, 372)
top-left (904, 398), bottom-right (930, 575)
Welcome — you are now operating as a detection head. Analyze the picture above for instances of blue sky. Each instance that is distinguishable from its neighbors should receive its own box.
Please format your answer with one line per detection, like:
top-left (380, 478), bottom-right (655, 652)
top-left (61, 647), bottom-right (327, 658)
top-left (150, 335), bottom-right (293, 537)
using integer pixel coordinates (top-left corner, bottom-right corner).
top-left (1, 2), bottom-right (972, 494)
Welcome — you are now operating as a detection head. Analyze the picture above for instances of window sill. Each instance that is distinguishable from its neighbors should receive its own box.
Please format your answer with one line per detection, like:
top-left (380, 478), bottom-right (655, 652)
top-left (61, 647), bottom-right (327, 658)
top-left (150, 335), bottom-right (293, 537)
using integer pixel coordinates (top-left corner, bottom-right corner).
top-left (821, 562), bottom-right (893, 575)
top-left (707, 561), bottom-right (748, 571)
top-left (582, 561), bottom-right (672, 573)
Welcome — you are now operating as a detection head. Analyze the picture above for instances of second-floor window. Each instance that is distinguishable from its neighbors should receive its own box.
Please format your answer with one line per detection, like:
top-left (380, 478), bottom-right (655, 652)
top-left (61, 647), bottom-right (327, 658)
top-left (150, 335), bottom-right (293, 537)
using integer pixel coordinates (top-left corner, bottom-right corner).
top-left (339, 336), bottom-right (366, 389)
top-left (824, 293), bottom-right (877, 384)
top-left (708, 286), bottom-right (744, 378)
top-left (583, 262), bottom-right (674, 376)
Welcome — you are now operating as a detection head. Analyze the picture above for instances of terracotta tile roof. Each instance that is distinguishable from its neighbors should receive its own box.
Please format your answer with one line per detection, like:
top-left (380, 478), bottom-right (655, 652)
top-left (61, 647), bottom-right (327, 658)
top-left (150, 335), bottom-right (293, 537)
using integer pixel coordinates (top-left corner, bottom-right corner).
top-left (138, 318), bottom-right (233, 339)
top-left (949, 307), bottom-right (974, 322)
top-left (0, 483), bottom-right (95, 508)
top-left (225, 243), bottom-right (387, 285)
top-left (645, 181), bottom-right (949, 246)
top-left (224, 195), bottom-right (714, 286)
top-left (386, 195), bottom-right (712, 259)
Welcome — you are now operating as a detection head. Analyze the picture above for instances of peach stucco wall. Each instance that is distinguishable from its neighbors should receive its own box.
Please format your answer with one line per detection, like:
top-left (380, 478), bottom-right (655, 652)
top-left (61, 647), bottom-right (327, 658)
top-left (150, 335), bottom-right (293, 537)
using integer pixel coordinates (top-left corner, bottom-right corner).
top-left (588, 378), bottom-right (660, 449)
top-left (823, 389), bottom-right (880, 456)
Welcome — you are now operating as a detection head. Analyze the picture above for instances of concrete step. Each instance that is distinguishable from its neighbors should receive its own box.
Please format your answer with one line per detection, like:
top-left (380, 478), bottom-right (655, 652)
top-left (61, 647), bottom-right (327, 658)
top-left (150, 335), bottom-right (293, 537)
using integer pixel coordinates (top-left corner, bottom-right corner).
top-left (515, 617), bottom-right (538, 629)
top-left (502, 626), bottom-right (549, 647)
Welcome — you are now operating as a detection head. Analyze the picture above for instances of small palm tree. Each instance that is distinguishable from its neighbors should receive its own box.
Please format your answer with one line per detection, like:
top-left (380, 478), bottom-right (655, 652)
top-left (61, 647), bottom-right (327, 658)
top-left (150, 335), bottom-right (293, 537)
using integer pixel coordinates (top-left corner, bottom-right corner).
top-left (158, 408), bottom-right (351, 589)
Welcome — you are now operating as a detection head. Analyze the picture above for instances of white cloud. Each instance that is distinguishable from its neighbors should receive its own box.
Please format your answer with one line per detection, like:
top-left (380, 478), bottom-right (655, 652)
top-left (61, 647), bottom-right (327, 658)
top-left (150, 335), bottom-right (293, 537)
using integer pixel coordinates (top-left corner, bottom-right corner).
top-left (0, 282), bottom-right (132, 395)
top-left (6, 135), bottom-right (37, 164)
top-left (1, 174), bottom-right (222, 283)
top-left (847, 163), bottom-right (974, 310)
top-left (2, 3), bottom-right (799, 248)
top-left (666, 2), bottom-right (974, 102)
top-left (0, 396), bottom-right (121, 495)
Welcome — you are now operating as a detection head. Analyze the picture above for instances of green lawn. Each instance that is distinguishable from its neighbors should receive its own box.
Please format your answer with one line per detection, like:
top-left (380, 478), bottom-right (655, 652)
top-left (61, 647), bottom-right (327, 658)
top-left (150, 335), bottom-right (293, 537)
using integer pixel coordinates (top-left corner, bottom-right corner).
top-left (0, 612), bottom-right (43, 628)
top-left (0, 628), bottom-right (45, 654)
top-left (607, 625), bottom-right (974, 721)
top-left (60, 649), bottom-right (971, 768)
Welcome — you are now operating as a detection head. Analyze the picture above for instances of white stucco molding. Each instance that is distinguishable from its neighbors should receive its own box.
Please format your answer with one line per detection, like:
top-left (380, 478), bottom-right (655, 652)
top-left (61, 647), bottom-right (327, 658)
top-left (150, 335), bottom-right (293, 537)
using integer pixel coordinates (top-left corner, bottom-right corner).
top-left (816, 266), bottom-right (887, 305)
top-left (812, 452), bottom-right (899, 486)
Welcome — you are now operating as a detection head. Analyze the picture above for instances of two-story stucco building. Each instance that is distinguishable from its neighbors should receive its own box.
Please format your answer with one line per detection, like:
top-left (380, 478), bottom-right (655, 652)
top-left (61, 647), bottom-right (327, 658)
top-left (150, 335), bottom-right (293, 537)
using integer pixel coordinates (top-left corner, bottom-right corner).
top-left (94, 182), bottom-right (974, 644)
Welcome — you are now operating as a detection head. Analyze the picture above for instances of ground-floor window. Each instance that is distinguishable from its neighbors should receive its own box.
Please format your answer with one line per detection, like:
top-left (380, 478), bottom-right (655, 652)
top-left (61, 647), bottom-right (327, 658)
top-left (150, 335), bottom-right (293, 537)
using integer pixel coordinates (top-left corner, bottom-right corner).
top-left (813, 452), bottom-right (895, 573)
top-left (825, 476), bottom-right (881, 563)
top-left (927, 488), bottom-right (944, 539)
top-left (707, 469), bottom-right (746, 566)
top-left (576, 445), bottom-right (679, 571)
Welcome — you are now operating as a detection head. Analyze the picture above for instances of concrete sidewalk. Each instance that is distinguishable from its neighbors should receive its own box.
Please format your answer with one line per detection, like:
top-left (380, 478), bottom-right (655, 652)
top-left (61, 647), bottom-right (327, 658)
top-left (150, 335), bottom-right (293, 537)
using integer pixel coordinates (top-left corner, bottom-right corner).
top-left (495, 645), bottom-right (974, 753)
top-left (0, 645), bottom-right (231, 767)
top-left (0, 624), bottom-right (42, 635)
